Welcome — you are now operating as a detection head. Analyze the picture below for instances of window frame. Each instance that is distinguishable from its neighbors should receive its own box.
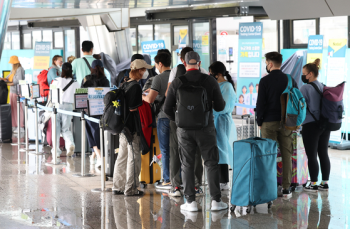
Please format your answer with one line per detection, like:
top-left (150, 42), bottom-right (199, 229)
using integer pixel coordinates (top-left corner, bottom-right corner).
top-left (290, 18), bottom-right (319, 49)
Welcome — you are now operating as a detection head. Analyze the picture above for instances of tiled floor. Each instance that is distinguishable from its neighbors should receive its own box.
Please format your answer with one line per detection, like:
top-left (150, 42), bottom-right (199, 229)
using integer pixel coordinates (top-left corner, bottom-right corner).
top-left (0, 135), bottom-right (349, 228)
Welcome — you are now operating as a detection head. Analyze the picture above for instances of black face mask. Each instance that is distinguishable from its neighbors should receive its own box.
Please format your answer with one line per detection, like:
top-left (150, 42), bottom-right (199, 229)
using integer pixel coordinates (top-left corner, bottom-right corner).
top-left (211, 74), bottom-right (218, 80)
top-left (266, 65), bottom-right (271, 74)
top-left (301, 75), bottom-right (309, 84)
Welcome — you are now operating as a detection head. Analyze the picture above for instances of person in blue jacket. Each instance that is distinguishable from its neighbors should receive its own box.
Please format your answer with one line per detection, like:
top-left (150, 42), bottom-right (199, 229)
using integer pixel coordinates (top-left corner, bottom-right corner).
top-left (209, 61), bottom-right (237, 191)
top-left (47, 55), bottom-right (63, 86)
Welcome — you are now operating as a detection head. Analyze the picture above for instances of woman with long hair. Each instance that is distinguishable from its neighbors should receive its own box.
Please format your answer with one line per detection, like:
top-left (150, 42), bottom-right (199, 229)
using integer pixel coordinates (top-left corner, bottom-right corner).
top-left (300, 59), bottom-right (331, 192)
top-left (5, 56), bottom-right (25, 133)
top-left (47, 55), bottom-right (63, 86)
top-left (209, 61), bottom-right (237, 191)
top-left (50, 62), bottom-right (80, 162)
top-left (81, 60), bottom-right (110, 168)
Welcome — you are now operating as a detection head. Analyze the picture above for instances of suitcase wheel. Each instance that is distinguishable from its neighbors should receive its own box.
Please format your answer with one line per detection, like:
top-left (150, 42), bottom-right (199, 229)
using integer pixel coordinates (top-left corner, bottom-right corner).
top-left (268, 201), bottom-right (273, 209)
top-left (230, 205), bottom-right (236, 212)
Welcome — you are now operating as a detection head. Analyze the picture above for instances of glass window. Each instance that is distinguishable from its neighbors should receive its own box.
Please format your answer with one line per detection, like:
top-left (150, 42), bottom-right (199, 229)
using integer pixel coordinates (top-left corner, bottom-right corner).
top-left (23, 32), bottom-right (32, 49)
top-left (54, 32), bottom-right (63, 48)
top-left (65, 30), bottom-right (76, 61)
top-left (12, 32), bottom-right (20, 50)
top-left (293, 19), bottom-right (316, 44)
top-left (154, 24), bottom-right (171, 52)
top-left (3, 33), bottom-right (11, 50)
top-left (193, 22), bottom-right (210, 71)
top-left (174, 25), bottom-right (189, 47)
top-left (32, 30), bottom-right (42, 48)
top-left (43, 30), bottom-right (53, 48)
top-left (257, 19), bottom-right (278, 52)
top-left (130, 27), bottom-right (136, 49)
top-left (138, 25), bottom-right (153, 52)
top-left (320, 16), bottom-right (348, 48)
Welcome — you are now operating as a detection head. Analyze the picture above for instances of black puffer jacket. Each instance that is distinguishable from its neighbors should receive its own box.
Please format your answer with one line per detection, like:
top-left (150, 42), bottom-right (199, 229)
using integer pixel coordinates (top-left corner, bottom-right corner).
top-left (81, 74), bottom-right (110, 88)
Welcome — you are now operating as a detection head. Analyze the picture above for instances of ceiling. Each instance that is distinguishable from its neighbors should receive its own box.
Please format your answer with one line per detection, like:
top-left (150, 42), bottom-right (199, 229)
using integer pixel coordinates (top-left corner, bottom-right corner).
top-left (11, 0), bottom-right (259, 9)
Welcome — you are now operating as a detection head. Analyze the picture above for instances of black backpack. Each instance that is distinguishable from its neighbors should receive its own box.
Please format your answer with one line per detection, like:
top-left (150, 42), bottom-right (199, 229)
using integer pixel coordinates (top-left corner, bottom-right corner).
top-left (175, 75), bottom-right (210, 129)
top-left (0, 81), bottom-right (8, 105)
top-left (102, 81), bottom-right (138, 134)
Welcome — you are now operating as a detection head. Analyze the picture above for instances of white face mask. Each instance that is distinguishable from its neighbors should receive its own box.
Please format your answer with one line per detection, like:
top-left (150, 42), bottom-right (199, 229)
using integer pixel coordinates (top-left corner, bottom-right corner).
top-left (155, 68), bottom-right (160, 75)
top-left (142, 70), bottom-right (149, 79)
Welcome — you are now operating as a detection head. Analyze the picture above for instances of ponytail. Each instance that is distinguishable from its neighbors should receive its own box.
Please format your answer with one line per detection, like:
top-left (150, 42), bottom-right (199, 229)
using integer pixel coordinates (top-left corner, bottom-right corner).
top-left (303, 58), bottom-right (320, 77)
top-left (225, 71), bottom-right (235, 91)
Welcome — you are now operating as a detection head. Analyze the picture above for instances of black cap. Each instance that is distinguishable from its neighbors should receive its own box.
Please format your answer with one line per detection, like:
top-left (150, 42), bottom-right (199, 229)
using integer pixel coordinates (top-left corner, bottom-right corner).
top-left (131, 54), bottom-right (144, 62)
top-left (62, 62), bottom-right (72, 71)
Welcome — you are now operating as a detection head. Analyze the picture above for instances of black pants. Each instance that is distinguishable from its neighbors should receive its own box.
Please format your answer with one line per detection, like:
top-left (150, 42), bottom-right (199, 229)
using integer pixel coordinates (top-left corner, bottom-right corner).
top-left (302, 122), bottom-right (331, 182)
top-left (177, 123), bottom-right (221, 202)
top-left (219, 164), bottom-right (229, 183)
top-left (86, 120), bottom-right (100, 151)
top-left (169, 121), bottom-right (203, 189)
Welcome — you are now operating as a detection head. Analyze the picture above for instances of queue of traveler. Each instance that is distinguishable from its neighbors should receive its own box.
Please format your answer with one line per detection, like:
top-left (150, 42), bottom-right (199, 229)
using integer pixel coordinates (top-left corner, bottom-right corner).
top-left (1, 40), bottom-right (332, 210)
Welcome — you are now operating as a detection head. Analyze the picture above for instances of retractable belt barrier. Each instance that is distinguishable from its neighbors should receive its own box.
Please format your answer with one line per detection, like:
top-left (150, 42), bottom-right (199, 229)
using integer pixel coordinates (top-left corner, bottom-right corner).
top-left (31, 101), bottom-right (110, 192)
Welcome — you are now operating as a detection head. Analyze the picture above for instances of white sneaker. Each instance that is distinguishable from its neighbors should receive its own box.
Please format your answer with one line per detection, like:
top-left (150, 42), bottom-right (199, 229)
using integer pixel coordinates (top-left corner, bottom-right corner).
top-left (211, 209), bottom-right (228, 222)
top-left (13, 128), bottom-right (18, 133)
top-left (90, 156), bottom-right (96, 165)
top-left (168, 188), bottom-right (182, 197)
top-left (220, 183), bottom-right (230, 191)
top-left (211, 200), bottom-right (228, 211)
top-left (95, 159), bottom-right (101, 168)
top-left (67, 145), bottom-right (75, 157)
top-left (180, 201), bottom-right (199, 212)
top-left (180, 209), bottom-right (198, 222)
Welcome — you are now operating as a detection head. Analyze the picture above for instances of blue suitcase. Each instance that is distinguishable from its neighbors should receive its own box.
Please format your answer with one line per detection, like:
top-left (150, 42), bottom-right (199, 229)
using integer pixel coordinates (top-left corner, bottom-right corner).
top-left (230, 137), bottom-right (278, 213)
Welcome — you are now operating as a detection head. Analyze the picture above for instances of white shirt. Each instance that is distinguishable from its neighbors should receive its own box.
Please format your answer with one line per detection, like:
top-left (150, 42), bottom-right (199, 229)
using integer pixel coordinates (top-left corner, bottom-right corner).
top-left (52, 77), bottom-right (80, 104)
top-left (168, 66), bottom-right (208, 83)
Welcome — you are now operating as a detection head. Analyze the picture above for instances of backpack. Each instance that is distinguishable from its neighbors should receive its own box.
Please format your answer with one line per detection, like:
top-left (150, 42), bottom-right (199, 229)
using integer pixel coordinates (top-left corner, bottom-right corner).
top-left (37, 67), bottom-right (58, 97)
top-left (0, 81), bottom-right (8, 104)
top-left (281, 74), bottom-right (307, 130)
top-left (102, 81), bottom-right (138, 134)
top-left (175, 75), bottom-right (210, 130)
top-left (308, 81), bottom-right (345, 131)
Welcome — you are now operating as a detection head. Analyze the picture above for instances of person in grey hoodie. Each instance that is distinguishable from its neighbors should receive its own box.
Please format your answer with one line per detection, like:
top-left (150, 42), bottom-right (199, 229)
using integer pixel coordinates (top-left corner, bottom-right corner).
top-left (300, 58), bottom-right (330, 192)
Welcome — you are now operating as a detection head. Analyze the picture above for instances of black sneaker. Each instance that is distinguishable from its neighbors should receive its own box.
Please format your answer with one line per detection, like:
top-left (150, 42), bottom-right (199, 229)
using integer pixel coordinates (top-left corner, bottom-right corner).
top-left (304, 184), bottom-right (318, 192)
top-left (318, 183), bottom-right (329, 191)
top-left (282, 188), bottom-right (292, 199)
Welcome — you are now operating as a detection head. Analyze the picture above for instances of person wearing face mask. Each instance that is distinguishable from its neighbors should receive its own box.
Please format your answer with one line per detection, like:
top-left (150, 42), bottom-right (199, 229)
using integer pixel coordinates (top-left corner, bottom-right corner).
top-left (256, 52), bottom-right (298, 199)
top-left (209, 61), bottom-right (237, 191)
top-left (112, 59), bottom-right (152, 196)
top-left (47, 55), bottom-right (63, 86)
top-left (142, 52), bottom-right (172, 189)
top-left (300, 59), bottom-right (330, 192)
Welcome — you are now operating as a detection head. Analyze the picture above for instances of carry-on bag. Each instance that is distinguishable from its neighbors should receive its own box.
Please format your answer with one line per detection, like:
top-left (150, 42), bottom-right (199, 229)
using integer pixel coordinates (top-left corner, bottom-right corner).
top-left (104, 131), bottom-right (119, 177)
top-left (231, 137), bottom-right (278, 213)
top-left (139, 128), bottom-right (161, 187)
top-left (0, 104), bottom-right (12, 143)
top-left (277, 131), bottom-right (308, 188)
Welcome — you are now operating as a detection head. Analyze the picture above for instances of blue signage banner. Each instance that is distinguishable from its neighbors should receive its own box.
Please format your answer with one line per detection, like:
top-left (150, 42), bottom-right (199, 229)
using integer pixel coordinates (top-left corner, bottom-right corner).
top-left (141, 40), bottom-right (166, 65)
top-left (307, 35), bottom-right (324, 54)
top-left (236, 22), bottom-right (263, 116)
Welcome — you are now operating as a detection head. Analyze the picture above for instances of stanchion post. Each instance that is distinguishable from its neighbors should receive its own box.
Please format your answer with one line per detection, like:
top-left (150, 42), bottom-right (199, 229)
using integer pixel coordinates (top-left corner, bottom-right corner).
top-left (91, 120), bottom-right (111, 192)
top-left (30, 99), bottom-right (43, 155)
top-left (72, 111), bottom-right (94, 177)
top-left (20, 98), bottom-right (34, 152)
top-left (12, 95), bottom-right (25, 146)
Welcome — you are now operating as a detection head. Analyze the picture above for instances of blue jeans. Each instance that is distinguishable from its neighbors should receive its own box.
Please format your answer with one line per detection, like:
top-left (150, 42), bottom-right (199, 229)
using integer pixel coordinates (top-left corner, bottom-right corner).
top-left (157, 118), bottom-right (170, 183)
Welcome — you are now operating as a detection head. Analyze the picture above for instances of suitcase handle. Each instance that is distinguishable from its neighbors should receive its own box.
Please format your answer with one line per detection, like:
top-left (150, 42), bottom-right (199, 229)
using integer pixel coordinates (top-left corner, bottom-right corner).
top-left (252, 137), bottom-right (266, 141)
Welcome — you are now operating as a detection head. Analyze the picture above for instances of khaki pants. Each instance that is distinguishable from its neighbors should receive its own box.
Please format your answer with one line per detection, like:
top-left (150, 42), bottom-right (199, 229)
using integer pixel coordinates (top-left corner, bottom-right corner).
top-left (261, 121), bottom-right (293, 189)
top-left (112, 133), bottom-right (141, 195)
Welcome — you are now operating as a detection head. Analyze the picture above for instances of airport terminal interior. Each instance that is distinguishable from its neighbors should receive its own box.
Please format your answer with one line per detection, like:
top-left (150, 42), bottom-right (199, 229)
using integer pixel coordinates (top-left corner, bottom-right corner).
top-left (1, 0), bottom-right (350, 228)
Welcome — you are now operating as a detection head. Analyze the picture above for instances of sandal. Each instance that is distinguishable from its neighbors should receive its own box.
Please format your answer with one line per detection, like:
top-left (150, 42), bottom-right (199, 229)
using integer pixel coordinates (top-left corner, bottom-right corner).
top-left (113, 190), bottom-right (124, 195)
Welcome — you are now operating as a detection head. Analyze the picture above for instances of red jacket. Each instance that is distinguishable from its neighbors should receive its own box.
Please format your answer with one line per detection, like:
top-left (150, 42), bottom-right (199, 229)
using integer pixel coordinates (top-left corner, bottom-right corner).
top-left (138, 101), bottom-right (153, 148)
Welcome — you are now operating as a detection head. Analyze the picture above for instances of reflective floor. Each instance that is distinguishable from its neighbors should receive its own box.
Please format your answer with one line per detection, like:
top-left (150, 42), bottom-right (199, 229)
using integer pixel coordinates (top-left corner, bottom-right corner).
top-left (0, 135), bottom-right (349, 228)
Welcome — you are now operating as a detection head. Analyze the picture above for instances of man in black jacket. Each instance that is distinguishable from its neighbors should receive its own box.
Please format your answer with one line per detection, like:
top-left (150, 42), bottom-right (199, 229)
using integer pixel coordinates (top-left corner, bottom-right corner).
top-left (164, 51), bottom-right (227, 212)
top-left (256, 52), bottom-right (298, 199)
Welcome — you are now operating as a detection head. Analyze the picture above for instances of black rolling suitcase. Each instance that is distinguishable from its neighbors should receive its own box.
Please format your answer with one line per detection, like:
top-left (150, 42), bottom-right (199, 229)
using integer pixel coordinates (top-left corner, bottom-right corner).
top-left (104, 131), bottom-right (119, 177)
top-left (0, 104), bottom-right (12, 143)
